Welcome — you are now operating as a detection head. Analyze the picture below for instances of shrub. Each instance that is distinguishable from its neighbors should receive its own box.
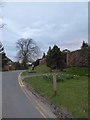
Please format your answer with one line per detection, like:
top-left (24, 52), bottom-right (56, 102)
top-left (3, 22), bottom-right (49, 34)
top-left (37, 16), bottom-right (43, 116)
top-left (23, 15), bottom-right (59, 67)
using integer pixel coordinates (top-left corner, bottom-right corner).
top-left (56, 74), bottom-right (79, 82)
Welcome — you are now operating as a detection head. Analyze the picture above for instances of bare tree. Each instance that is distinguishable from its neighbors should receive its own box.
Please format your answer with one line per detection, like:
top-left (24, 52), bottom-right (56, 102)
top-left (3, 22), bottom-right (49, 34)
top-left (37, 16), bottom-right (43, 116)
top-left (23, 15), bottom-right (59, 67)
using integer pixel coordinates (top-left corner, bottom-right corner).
top-left (0, 41), bottom-right (4, 54)
top-left (16, 38), bottom-right (40, 68)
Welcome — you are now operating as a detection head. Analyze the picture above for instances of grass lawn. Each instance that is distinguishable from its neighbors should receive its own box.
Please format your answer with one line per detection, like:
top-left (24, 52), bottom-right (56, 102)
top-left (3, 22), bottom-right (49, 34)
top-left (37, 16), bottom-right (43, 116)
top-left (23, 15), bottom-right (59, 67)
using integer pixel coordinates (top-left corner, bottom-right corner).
top-left (22, 70), bottom-right (36, 76)
top-left (34, 64), bottom-right (51, 73)
top-left (24, 73), bottom-right (88, 118)
top-left (22, 65), bottom-right (51, 75)
top-left (63, 67), bottom-right (90, 77)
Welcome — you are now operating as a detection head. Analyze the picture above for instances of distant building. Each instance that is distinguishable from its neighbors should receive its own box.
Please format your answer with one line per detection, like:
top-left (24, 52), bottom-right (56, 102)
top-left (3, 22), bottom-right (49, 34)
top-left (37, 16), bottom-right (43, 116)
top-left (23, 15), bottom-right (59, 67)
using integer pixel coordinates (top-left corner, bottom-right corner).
top-left (2, 56), bottom-right (15, 71)
top-left (39, 58), bottom-right (46, 65)
top-left (66, 48), bottom-right (89, 67)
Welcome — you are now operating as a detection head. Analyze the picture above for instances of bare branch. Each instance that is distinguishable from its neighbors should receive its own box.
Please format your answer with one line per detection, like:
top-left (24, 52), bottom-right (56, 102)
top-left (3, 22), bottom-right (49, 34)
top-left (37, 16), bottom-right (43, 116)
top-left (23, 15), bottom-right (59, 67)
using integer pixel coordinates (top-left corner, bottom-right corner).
top-left (16, 38), bottom-right (40, 64)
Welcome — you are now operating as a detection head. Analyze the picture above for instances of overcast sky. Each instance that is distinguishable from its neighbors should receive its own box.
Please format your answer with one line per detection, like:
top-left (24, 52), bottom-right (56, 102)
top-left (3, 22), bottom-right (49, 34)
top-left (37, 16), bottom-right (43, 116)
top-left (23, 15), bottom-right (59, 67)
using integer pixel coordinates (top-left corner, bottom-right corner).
top-left (1, 2), bottom-right (88, 61)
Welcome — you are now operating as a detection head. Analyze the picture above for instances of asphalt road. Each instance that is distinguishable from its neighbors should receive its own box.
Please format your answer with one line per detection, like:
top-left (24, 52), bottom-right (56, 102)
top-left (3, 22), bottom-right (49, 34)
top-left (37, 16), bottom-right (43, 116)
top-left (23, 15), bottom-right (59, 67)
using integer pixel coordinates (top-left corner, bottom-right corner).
top-left (2, 70), bottom-right (43, 118)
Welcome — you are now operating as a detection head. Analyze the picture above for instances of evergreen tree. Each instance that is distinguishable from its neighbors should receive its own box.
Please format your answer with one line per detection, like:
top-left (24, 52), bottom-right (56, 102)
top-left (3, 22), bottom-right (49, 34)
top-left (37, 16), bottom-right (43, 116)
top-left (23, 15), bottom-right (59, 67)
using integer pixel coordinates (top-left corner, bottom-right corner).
top-left (46, 45), bottom-right (64, 70)
top-left (81, 41), bottom-right (88, 49)
top-left (42, 53), bottom-right (46, 58)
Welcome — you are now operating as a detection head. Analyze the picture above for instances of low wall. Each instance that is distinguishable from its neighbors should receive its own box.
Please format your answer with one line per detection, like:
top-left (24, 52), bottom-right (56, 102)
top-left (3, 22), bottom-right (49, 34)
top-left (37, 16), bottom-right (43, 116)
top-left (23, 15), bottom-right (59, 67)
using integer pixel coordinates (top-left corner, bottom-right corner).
top-left (67, 48), bottom-right (89, 67)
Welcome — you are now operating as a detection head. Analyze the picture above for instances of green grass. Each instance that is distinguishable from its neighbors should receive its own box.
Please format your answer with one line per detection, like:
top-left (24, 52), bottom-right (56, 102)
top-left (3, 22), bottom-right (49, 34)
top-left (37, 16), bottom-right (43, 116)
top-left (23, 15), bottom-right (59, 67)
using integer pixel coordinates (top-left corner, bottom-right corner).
top-left (23, 66), bottom-right (88, 117)
top-left (34, 64), bottom-right (51, 73)
top-left (24, 74), bottom-right (88, 118)
top-left (22, 70), bottom-right (36, 76)
top-left (63, 67), bottom-right (90, 77)
top-left (22, 65), bottom-right (89, 77)
top-left (22, 65), bottom-right (51, 76)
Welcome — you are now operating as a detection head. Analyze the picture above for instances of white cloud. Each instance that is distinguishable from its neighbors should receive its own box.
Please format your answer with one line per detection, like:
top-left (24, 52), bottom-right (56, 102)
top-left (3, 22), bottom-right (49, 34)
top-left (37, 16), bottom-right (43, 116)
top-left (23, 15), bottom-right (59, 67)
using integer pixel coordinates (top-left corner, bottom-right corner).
top-left (31, 21), bottom-right (45, 28)
top-left (19, 27), bottom-right (43, 38)
top-left (0, 18), bottom-right (3, 26)
top-left (4, 18), bottom-right (21, 36)
top-left (3, 2), bottom-right (88, 60)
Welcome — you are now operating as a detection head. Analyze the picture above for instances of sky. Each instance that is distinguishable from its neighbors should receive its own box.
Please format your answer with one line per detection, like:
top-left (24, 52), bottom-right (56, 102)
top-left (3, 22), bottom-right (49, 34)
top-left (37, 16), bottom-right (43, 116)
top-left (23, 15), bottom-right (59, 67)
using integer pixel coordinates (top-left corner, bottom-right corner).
top-left (1, 1), bottom-right (88, 61)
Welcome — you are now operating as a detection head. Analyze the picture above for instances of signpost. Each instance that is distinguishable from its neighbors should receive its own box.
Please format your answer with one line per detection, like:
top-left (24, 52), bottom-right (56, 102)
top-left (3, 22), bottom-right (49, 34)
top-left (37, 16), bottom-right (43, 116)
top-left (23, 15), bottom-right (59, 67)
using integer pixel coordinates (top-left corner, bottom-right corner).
top-left (53, 73), bottom-right (57, 96)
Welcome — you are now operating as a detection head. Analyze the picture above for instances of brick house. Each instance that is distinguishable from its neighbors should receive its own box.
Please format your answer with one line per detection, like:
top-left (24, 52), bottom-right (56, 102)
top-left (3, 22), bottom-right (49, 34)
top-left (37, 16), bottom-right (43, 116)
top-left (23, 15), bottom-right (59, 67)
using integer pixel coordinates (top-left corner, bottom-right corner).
top-left (2, 56), bottom-right (15, 71)
top-left (67, 48), bottom-right (89, 67)
top-left (39, 58), bottom-right (46, 65)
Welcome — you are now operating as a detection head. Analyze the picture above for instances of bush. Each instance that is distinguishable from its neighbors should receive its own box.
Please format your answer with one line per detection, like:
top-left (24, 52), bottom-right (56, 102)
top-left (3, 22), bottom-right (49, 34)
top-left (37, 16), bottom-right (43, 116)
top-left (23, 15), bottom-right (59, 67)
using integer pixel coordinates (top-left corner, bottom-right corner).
top-left (56, 74), bottom-right (79, 82)
top-left (42, 73), bottom-right (79, 83)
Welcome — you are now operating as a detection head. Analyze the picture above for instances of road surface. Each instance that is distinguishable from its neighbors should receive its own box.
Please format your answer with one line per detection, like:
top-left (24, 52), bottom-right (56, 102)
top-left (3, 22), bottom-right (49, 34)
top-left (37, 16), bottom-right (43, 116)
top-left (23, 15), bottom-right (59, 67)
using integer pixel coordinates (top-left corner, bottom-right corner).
top-left (2, 70), bottom-right (43, 118)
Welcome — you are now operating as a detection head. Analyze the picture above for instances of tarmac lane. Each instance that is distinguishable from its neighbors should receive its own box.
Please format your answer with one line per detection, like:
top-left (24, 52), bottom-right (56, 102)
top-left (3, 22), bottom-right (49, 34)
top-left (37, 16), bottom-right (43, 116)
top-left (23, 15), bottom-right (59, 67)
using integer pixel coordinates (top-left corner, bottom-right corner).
top-left (2, 70), bottom-right (43, 118)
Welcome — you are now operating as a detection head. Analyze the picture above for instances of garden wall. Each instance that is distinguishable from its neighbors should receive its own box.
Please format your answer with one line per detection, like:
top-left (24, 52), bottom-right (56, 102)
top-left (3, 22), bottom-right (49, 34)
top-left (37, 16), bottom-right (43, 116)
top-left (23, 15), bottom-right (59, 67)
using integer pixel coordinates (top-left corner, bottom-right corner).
top-left (67, 48), bottom-right (90, 67)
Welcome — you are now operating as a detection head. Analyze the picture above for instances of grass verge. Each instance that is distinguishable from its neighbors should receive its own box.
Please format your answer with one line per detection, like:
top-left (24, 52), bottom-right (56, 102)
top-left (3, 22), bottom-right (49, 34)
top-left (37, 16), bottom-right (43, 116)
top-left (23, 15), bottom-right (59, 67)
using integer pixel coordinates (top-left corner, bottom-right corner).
top-left (22, 64), bottom-right (51, 75)
top-left (34, 64), bottom-right (51, 73)
top-left (63, 67), bottom-right (90, 77)
top-left (24, 74), bottom-right (88, 118)
top-left (22, 70), bottom-right (36, 76)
